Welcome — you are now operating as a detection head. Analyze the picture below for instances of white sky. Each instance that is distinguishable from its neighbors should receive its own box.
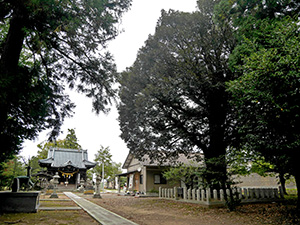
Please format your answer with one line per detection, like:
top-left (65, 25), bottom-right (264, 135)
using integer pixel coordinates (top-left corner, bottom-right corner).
top-left (20, 0), bottom-right (197, 165)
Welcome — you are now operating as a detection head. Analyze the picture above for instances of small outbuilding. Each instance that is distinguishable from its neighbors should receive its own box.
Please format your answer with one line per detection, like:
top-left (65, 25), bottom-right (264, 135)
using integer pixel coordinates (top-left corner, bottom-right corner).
top-left (117, 152), bottom-right (199, 195)
top-left (39, 148), bottom-right (96, 186)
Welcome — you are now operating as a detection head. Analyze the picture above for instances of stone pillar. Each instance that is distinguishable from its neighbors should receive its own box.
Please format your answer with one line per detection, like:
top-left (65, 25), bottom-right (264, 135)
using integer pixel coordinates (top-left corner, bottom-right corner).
top-left (78, 178), bottom-right (85, 193)
top-left (159, 187), bottom-right (162, 198)
top-left (249, 188), bottom-right (254, 199)
top-left (260, 188), bottom-right (265, 199)
top-left (197, 189), bottom-right (200, 201)
top-left (255, 189), bottom-right (260, 199)
top-left (187, 188), bottom-right (191, 200)
top-left (243, 188), bottom-right (248, 200)
top-left (226, 188), bottom-right (231, 200)
top-left (50, 172), bottom-right (60, 198)
top-left (206, 189), bottom-right (211, 204)
top-left (213, 189), bottom-right (218, 200)
top-left (93, 175), bottom-right (102, 198)
top-left (183, 187), bottom-right (187, 200)
top-left (174, 187), bottom-right (178, 200)
top-left (237, 187), bottom-right (242, 199)
top-left (220, 189), bottom-right (224, 201)
top-left (201, 189), bottom-right (205, 201)
top-left (192, 189), bottom-right (196, 201)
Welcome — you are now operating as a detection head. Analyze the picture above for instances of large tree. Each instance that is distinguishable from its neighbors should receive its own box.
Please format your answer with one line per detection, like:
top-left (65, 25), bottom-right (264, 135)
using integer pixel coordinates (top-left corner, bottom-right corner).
top-left (0, 0), bottom-right (131, 163)
top-left (93, 146), bottom-right (122, 181)
top-left (225, 0), bottom-right (300, 207)
top-left (118, 0), bottom-right (236, 188)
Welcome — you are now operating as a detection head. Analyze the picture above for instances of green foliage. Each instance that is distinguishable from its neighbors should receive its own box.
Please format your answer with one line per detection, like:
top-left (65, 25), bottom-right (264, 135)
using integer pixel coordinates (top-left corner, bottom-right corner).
top-left (227, 147), bottom-right (274, 176)
top-left (0, 156), bottom-right (26, 190)
top-left (227, 17), bottom-right (300, 175)
top-left (118, 1), bottom-right (237, 188)
top-left (163, 163), bottom-right (200, 188)
top-left (62, 129), bottom-right (82, 150)
top-left (0, 0), bottom-right (131, 163)
top-left (224, 0), bottom-right (300, 207)
top-left (92, 146), bottom-right (122, 181)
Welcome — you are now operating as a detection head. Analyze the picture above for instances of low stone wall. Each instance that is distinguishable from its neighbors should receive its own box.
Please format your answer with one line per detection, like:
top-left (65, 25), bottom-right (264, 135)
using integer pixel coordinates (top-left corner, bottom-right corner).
top-left (159, 186), bottom-right (284, 207)
top-left (0, 191), bottom-right (41, 213)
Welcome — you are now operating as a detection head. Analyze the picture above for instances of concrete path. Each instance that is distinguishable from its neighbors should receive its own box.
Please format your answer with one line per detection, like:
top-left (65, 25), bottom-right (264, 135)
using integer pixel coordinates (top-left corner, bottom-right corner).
top-left (64, 192), bottom-right (138, 225)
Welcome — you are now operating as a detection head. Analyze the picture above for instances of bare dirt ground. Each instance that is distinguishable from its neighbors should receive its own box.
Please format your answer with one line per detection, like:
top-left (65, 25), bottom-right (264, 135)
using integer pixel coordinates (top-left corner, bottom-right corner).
top-left (84, 193), bottom-right (300, 225)
top-left (1, 192), bottom-right (299, 225)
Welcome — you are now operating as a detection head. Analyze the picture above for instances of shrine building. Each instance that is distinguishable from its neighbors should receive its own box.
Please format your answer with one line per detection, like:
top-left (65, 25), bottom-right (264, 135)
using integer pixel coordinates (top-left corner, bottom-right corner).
top-left (39, 148), bottom-right (96, 185)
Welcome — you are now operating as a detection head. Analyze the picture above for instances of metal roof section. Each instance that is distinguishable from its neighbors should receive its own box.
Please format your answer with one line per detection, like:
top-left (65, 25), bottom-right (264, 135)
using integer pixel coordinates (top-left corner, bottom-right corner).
top-left (39, 148), bottom-right (96, 169)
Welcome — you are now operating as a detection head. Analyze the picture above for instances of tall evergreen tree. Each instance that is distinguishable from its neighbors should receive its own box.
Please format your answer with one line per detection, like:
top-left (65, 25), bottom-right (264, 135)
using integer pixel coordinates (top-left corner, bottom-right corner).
top-left (119, 1), bottom-right (236, 188)
top-left (0, 0), bottom-right (132, 163)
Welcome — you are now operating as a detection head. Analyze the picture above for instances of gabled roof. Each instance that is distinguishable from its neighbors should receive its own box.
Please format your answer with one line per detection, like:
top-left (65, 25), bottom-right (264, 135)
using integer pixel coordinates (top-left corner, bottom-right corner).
top-left (39, 148), bottom-right (96, 169)
top-left (122, 151), bottom-right (202, 169)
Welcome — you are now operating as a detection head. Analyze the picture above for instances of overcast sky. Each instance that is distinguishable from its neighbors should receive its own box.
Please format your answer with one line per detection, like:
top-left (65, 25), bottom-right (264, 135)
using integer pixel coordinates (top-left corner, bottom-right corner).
top-left (20, 0), bottom-right (197, 165)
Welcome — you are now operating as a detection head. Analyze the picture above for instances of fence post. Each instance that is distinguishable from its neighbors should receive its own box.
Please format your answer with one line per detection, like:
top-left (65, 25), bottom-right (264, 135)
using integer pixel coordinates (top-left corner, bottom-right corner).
top-left (237, 187), bottom-right (242, 199)
top-left (206, 188), bottom-right (211, 204)
top-left (201, 189), bottom-right (205, 201)
top-left (183, 187), bottom-right (187, 200)
top-left (255, 189), bottom-right (260, 199)
top-left (174, 187), bottom-right (178, 200)
top-left (213, 189), bottom-right (218, 200)
top-left (220, 189), bottom-right (224, 201)
top-left (197, 189), bottom-right (200, 201)
top-left (159, 187), bottom-right (162, 198)
top-left (260, 188), bottom-right (265, 199)
top-left (187, 188), bottom-right (191, 200)
top-left (191, 189), bottom-right (195, 201)
top-left (243, 188), bottom-right (248, 200)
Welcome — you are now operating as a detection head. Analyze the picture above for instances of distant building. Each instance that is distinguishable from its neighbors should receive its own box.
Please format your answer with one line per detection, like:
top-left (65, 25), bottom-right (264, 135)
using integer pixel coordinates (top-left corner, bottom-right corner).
top-left (39, 148), bottom-right (96, 185)
top-left (117, 152), bottom-right (200, 194)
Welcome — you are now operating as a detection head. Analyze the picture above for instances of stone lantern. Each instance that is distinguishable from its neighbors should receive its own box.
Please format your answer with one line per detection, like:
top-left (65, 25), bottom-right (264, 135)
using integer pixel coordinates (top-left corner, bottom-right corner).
top-left (78, 178), bottom-right (85, 192)
top-left (93, 175), bottom-right (102, 198)
top-left (50, 172), bottom-right (60, 198)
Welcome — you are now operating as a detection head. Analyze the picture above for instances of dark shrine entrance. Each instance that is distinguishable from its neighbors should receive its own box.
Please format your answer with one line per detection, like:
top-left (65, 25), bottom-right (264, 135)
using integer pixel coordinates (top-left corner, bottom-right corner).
top-left (59, 165), bottom-right (79, 184)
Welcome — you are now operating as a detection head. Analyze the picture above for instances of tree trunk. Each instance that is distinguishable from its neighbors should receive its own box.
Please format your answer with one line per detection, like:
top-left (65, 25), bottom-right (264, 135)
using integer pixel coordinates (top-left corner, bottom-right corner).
top-left (0, 2), bottom-right (28, 73)
top-left (279, 173), bottom-right (288, 195)
top-left (0, 2), bottom-right (29, 162)
top-left (294, 170), bottom-right (300, 210)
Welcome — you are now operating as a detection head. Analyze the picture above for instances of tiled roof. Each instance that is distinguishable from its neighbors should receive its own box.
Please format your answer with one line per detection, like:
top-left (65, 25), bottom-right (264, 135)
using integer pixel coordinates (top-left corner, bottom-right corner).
top-left (39, 148), bottom-right (96, 169)
top-left (122, 152), bottom-right (202, 169)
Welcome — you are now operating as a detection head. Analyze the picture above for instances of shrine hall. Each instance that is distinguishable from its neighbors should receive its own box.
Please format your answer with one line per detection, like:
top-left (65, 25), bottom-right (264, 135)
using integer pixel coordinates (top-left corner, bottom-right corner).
top-left (39, 148), bottom-right (96, 185)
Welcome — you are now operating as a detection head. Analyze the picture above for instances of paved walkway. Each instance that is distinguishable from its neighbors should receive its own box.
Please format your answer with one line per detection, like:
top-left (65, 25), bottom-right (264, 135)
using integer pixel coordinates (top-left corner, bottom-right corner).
top-left (64, 192), bottom-right (138, 225)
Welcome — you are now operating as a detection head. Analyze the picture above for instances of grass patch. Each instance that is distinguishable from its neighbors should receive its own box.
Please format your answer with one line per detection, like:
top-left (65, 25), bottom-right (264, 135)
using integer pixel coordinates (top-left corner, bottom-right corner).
top-left (0, 211), bottom-right (96, 225)
top-left (40, 200), bottom-right (77, 207)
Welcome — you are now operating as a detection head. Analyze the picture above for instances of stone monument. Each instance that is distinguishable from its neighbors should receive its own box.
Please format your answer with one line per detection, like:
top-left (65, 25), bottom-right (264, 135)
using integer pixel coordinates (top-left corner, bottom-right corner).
top-left (93, 175), bottom-right (102, 198)
top-left (50, 172), bottom-right (60, 198)
top-left (78, 178), bottom-right (85, 192)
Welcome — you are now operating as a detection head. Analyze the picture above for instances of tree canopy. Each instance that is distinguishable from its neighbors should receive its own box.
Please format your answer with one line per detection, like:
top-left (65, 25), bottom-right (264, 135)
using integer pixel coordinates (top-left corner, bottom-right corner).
top-left (0, 0), bottom-right (132, 163)
top-left (93, 146), bottom-right (122, 181)
top-left (118, 0), bottom-right (237, 188)
top-left (224, 0), bottom-right (300, 207)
